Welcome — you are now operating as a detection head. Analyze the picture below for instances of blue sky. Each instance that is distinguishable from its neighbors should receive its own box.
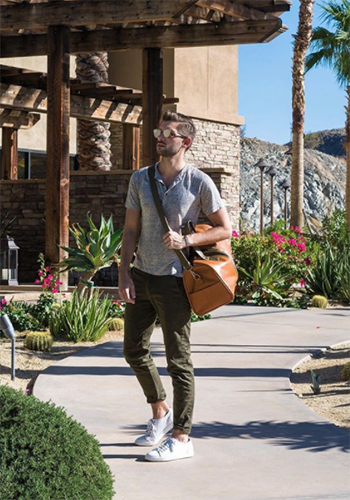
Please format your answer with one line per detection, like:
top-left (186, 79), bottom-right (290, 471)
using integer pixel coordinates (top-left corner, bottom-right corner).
top-left (238, 2), bottom-right (346, 145)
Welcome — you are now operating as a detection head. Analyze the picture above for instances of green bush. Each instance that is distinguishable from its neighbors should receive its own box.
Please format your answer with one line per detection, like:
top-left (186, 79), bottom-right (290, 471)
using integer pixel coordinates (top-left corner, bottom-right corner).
top-left (49, 289), bottom-right (111, 342)
top-left (341, 362), bottom-right (350, 382)
top-left (32, 293), bottom-right (59, 327)
top-left (0, 386), bottom-right (115, 500)
top-left (0, 299), bottom-right (40, 333)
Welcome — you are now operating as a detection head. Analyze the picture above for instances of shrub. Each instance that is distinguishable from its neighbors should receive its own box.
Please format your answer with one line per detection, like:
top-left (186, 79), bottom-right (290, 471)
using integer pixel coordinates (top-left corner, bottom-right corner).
top-left (0, 299), bottom-right (40, 333)
top-left (341, 362), bottom-right (350, 382)
top-left (32, 293), bottom-right (59, 327)
top-left (24, 331), bottom-right (53, 352)
top-left (49, 289), bottom-right (111, 342)
top-left (108, 318), bottom-right (124, 331)
top-left (0, 386), bottom-right (115, 500)
top-left (107, 299), bottom-right (125, 319)
top-left (310, 295), bottom-right (328, 308)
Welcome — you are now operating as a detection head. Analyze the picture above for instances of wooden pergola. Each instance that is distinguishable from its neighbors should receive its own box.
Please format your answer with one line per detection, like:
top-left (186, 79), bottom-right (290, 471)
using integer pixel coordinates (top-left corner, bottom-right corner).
top-left (0, 0), bottom-right (290, 288)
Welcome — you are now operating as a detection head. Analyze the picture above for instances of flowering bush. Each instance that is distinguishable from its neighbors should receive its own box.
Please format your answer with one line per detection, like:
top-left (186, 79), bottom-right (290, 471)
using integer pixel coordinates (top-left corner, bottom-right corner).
top-left (0, 298), bottom-right (40, 333)
top-left (231, 221), bottom-right (320, 306)
top-left (35, 253), bottom-right (63, 294)
top-left (107, 299), bottom-right (126, 319)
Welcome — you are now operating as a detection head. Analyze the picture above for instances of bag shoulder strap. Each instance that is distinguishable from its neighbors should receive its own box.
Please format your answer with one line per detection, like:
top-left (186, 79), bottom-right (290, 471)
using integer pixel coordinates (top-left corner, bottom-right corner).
top-left (148, 166), bottom-right (192, 271)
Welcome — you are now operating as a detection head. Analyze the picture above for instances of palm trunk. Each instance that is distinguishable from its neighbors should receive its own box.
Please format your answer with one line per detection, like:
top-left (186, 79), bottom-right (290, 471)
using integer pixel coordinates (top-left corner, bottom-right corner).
top-left (76, 53), bottom-right (112, 171)
top-left (77, 270), bottom-right (96, 296)
top-left (291, 0), bottom-right (314, 228)
top-left (346, 85), bottom-right (350, 230)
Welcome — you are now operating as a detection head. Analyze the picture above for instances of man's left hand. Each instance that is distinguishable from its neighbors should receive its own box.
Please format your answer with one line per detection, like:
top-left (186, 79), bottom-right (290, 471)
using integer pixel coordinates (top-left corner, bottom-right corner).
top-left (163, 230), bottom-right (186, 250)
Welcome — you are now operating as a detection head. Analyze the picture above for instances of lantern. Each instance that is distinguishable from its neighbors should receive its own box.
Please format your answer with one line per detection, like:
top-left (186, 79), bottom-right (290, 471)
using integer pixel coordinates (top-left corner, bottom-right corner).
top-left (0, 235), bottom-right (19, 285)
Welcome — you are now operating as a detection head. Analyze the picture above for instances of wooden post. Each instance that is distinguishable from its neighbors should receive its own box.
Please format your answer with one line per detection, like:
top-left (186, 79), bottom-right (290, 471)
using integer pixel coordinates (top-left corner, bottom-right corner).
top-left (1, 127), bottom-right (18, 180)
top-left (123, 124), bottom-right (140, 170)
top-left (46, 26), bottom-right (70, 290)
top-left (142, 48), bottom-right (163, 167)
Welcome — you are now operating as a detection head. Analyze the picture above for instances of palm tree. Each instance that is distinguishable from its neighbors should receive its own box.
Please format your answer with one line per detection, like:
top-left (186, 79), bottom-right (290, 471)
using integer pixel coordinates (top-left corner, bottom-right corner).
top-left (305, 0), bottom-right (350, 229)
top-left (291, 0), bottom-right (314, 228)
top-left (76, 53), bottom-right (112, 171)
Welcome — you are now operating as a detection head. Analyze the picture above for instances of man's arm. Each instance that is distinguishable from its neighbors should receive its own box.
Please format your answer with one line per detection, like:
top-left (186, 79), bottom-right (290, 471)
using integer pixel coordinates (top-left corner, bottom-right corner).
top-left (163, 207), bottom-right (232, 250)
top-left (119, 208), bottom-right (141, 304)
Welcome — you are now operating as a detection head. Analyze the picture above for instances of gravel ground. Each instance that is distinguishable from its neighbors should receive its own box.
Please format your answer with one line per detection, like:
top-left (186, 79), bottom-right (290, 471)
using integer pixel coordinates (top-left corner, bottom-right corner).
top-left (290, 342), bottom-right (350, 429)
top-left (0, 330), bottom-right (124, 394)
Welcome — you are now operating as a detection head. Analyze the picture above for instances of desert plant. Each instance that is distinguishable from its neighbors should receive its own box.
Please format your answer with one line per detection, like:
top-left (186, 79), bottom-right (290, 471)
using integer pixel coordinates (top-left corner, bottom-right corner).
top-left (239, 254), bottom-right (288, 301)
top-left (58, 214), bottom-right (123, 293)
top-left (0, 299), bottom-right (39, 332)
top-left (108, 317), bottom-right (124, 331)
top-left (32, 292), bottom-right (59, 327)
top-left (310, 369), bottom-right (321, 394)
top-left (49, 289), bottom-right (111, 342)
top-left (0, 386), bottom-right (115, 500)
top-left (304, 244), bottom-right (341, 298)
top-left (341, 362), bottom-right (350, 381)
top-left (310, 295), bottom-right (329, 308)
top-left (24, 331), bottom-right (53, 352)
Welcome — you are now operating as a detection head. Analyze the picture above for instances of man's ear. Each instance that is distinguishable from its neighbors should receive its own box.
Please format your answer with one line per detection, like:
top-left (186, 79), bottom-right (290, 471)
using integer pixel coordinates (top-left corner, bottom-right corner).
top-left (183, 137), bottom-right (192, 149)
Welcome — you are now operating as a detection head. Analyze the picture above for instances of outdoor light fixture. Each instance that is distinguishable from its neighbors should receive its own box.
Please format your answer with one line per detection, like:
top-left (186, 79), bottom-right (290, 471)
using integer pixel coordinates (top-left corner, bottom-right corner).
top-left (0, 314), bottom-right (16, 380)
top-left (281, 179), bottom-right (291, 228)
top-left (254, 159), bottom-right (268, 234)
top-left (0, 235), bottom-right (19, 286)
top-left (266, 167), bottom-right (278, 226)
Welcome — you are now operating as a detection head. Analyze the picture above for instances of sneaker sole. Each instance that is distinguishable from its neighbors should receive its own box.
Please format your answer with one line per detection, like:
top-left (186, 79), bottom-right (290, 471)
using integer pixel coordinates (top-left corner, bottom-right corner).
top-left (134, 420), bottom-right (174, 447)
top-left (145, 452), bottom-right (194, 462)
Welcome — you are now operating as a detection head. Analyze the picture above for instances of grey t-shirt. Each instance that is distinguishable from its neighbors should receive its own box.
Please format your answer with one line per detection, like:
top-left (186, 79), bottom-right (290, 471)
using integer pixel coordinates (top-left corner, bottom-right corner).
top-left (125, 163), bottom-right (224, 277)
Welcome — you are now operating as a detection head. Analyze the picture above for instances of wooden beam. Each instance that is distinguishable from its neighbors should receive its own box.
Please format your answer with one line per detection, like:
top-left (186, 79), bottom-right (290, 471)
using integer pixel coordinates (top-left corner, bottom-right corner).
top-left (1, 127), bottom-right (18, 179)
top-left (0, 108), bottom-right (40, 129)
top-left (0, 19), bottom-right (285, 57)
top-left (196, 0), bottom-right (276, 20)
top-left (0, 83), bottom-right (143, 124)
top-left (0, 0), bottom-right (194, 31)
top-left (123, 125), bottom-right (140, 170)
top-left (45, 25), bottom-right (70, 290)
top-left (142, 48), bottom-right (163, 167)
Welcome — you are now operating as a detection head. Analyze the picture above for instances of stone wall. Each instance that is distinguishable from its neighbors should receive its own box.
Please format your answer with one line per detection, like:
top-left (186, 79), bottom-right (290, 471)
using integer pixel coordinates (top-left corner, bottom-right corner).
top-left (0, 167), bottom-right (236, 285)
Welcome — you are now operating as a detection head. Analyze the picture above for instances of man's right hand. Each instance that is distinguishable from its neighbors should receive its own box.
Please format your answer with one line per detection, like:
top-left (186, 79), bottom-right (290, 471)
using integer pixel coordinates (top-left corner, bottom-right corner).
top-left (118, 271), bottom-right (136, 304)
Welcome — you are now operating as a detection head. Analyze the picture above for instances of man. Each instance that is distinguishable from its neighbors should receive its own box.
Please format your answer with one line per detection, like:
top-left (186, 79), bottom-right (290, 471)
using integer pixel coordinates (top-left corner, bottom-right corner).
top-left (119, 111), bottom-right (232, 462)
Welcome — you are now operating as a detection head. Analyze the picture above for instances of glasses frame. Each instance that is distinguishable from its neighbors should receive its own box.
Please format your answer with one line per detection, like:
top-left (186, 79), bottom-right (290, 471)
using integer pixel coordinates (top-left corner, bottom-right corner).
top-left (153, 128), bottom-right (187, 140)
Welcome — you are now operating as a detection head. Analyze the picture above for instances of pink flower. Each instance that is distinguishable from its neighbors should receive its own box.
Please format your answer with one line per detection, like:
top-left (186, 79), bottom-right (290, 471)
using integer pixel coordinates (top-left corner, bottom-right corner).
top-left (48, 274), bottom-right (53, 280)
top-left (294, 226), bottom-right (301, 234)
top-left (1, 299), bottom-right (7, 305)
top-left (38, 270), bottom-right (44, 276)
top-left (55, 280), bottom-right (63, 286)
top-left (297, 243), bottom-right (306, 253)
top-left (41, 284), bottom-right (47, 288)
top-left (300, 278), bottom-right (306, 287)
top-left (288, 238), bottom-right (297, 246)
top-left (304, 257), bottom-right (311, 266)
top-left (52, 288), bottom-right (58, 294)
top-left (45, 267), bottom-right (50, 272)
top-left (35, 279), bottom-right (40, 284)
top-left (0, 306), bottom-right (2, 311)
top-left (232, 230), bottom-right (239, 238)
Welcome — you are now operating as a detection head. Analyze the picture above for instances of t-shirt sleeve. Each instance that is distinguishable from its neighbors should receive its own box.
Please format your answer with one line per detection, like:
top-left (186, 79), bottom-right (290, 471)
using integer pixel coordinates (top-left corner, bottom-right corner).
top-left (200, 174), bottom-right (225, 216)
top-left (125, 171), bottom-right (141, 210)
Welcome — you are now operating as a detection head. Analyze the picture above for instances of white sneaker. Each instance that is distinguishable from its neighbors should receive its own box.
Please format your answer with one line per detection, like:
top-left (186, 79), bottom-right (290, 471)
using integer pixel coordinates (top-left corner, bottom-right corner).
top-left (134, 409), bottom-right (173, 446)
top-left (145, 437), bottom-right (194, 462)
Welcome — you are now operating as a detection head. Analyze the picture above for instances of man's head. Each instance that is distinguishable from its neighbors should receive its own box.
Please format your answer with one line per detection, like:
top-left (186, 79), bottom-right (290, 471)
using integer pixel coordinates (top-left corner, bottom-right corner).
top-left (154, 112), bottom-right (196, 158)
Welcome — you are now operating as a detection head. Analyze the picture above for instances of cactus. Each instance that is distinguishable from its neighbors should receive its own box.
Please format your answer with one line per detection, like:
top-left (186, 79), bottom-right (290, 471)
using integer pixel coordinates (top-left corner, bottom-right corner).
top-left (310, 295), bottom-right (328, 308)
top-left (25, 331), bottom-right (53, 352)
top-left (341, 362), bottom-right (350, 382)
top-left (108, 318), bottom-right (124, 331)
top-left (310, 370), bottom-right (321, 394)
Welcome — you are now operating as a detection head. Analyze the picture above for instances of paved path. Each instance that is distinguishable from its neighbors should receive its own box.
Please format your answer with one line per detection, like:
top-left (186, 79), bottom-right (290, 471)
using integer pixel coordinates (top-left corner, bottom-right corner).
top-left (35, 305), bottom-right (350, 500)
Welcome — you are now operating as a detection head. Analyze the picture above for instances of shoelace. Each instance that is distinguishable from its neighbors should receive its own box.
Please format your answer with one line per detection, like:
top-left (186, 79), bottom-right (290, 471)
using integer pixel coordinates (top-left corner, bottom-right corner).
top-left (144, 419), bottom-right (156, 439)
top-left (157, 438), bottom-right (174, 454)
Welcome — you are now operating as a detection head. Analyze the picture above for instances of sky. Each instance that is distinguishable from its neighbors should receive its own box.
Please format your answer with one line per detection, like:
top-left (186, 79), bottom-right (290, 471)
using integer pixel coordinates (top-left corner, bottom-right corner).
top-left (238, 2), bottom-right (346, 145)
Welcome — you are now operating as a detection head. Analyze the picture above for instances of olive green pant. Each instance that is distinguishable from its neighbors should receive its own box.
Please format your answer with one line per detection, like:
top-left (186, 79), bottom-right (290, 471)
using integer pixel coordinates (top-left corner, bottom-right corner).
top-left (123, 267), bottom-right (194, 434)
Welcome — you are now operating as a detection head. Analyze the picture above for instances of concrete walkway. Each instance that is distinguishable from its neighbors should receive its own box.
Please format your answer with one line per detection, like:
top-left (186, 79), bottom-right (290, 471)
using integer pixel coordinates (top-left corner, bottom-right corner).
top-left (34, 305), bottom-right (350, 500)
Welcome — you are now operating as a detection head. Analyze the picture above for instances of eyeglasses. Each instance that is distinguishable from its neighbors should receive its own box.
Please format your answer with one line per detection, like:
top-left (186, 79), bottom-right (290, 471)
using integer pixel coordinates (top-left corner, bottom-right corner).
top-left (153, 128), bottom-right (187, 139)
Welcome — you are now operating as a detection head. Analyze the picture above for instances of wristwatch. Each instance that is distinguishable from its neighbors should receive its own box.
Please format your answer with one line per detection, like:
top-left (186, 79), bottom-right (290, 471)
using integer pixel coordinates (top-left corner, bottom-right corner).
top-left (184, 235), bottom-right (190, 247)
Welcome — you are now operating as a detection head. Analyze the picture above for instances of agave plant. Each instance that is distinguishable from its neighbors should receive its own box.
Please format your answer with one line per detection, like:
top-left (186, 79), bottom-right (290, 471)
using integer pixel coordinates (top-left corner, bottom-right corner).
top-left (239, 254), bottom-right (288, 300)
top-left (58, 214), bottom-right (123, 293)
top-left (304, 244), bottom-right (341, 299)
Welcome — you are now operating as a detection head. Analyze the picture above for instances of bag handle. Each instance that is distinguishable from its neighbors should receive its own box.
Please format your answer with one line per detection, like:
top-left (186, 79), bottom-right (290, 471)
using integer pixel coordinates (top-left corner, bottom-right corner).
top-left (148, 165), bottom-right (192, 271)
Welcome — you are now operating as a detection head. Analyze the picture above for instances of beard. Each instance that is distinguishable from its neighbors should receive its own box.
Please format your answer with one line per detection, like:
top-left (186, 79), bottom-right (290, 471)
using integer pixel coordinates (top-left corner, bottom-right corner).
top-left (156, 142), bottom-right (183, 157)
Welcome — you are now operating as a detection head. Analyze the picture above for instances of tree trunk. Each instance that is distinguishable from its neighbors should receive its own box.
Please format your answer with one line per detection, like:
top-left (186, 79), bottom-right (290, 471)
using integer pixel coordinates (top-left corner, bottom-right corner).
top-left (346, 85), bottom-right (350, 230)
top-left (75, 52), bottom-right (112, 171)
top-left (291, 0), bottom-right (314, 229)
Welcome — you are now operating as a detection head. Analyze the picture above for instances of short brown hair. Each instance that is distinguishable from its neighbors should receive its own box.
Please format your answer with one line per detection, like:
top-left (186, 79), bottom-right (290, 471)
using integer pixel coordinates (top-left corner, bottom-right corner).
top-left (161, 111), bottom-right (196, 142)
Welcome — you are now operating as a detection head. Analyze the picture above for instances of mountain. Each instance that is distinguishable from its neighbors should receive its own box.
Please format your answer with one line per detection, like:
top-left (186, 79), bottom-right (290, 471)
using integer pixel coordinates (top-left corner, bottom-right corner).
top-left (240, 136), bottom-right (346, 231)
top-left (304, 128), bottom-right (346, 158)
